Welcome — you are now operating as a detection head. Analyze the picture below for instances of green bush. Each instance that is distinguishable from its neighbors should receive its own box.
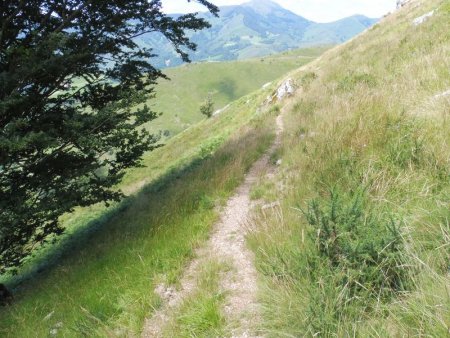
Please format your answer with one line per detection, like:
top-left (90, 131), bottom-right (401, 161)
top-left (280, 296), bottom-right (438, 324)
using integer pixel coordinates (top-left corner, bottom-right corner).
top-left (301, 190), bottom-right (412, 333)
top-left (200, 94), bottom-right (215, 118)
top-left (199, 137), bottom-right (224, 159)
top-left (303, 190), bottom-right (410, 299)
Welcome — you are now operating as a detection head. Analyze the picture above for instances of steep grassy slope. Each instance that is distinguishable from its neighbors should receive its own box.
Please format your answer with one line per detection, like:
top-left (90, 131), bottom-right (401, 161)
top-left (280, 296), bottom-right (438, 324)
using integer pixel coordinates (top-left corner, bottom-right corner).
top-left (0, 1), bottom-right (447, 336)
top-left (0, 61), bottom-right (288, 335)
top-left (147, 47), bottom-right (327, 137)
top-left (249, 0), bottom-right (449, 336)
top-left (0, 43), bottom-right (326, 338)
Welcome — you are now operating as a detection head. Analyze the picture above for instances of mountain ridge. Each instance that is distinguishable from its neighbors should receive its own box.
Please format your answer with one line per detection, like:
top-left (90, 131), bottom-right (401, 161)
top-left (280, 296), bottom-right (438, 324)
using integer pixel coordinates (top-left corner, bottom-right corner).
top-left (137, 0), bottom-right (378, 68)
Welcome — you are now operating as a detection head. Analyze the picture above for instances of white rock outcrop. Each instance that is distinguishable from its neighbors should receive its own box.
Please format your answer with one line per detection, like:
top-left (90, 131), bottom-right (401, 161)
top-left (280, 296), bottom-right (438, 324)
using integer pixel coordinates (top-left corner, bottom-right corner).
top-left (434, 89), bottom-right (450, 99)
top-left (262, 78), bottom-right (296, 106)
top-left (276, 78), bottom-right (295, 100)
top-left (413, 10), bottom-right (435, 26)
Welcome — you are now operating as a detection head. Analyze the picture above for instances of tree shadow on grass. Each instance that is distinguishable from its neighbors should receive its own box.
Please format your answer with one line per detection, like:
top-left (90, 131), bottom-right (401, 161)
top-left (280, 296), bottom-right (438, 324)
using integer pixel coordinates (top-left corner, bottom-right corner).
top-left (0, 127), bottom-right (264, 301)
top-left (213, 77), bottom-right (237, 101)
top-left (1, 151), bottom-right (209, 291)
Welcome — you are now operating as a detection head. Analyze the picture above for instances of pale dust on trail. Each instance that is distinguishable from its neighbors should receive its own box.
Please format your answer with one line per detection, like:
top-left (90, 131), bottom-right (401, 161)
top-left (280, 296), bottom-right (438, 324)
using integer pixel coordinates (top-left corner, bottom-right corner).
top-left (142, 111), bottom-right (284, 338)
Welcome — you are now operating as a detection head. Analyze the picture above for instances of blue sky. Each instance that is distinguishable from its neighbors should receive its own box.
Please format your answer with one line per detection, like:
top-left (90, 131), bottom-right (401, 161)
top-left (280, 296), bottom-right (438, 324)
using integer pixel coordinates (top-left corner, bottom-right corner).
top-left (161, 0), bottom-right (397, 22)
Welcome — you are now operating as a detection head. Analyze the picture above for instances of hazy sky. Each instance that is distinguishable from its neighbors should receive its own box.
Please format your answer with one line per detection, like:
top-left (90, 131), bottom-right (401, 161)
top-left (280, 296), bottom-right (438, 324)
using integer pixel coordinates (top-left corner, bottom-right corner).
top-left (161, 0), bottom-right (397, 23)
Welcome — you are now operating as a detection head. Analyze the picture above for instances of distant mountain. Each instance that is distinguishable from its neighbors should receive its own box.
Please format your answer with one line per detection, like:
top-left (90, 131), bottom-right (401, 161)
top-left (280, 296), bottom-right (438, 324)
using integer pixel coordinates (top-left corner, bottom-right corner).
top-left (136, 0), bottom-right (378, 68)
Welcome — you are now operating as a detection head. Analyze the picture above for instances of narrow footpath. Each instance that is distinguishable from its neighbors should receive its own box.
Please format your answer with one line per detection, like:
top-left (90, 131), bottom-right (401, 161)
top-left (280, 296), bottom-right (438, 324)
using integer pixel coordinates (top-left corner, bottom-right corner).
top-left (142, 110), bottom-right (285, 338)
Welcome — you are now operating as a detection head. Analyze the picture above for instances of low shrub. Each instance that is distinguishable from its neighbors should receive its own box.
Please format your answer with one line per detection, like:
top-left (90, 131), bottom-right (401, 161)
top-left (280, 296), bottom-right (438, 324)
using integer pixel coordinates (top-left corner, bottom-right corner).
top-left (200, 94), bottom-right (215, 118)
top-left (300, 72), bottom-right (318, 89)
top-left (301, 189), bottom-right (411, 334)
top-left (303, 190), bottom-right (410, 301)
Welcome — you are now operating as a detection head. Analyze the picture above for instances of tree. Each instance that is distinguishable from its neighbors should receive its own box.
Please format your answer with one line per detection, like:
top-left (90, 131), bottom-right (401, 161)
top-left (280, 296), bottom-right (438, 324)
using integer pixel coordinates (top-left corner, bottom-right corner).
top-left (200, 93), bottom-right (215, 118)
top-left (0, 0), bottom-right (219, 273)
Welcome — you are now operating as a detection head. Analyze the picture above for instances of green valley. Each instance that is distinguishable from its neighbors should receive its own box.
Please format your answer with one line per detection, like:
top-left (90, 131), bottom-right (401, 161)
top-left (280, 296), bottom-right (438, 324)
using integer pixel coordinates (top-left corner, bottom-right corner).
top-left (149, 46), bottom-right (328, 136)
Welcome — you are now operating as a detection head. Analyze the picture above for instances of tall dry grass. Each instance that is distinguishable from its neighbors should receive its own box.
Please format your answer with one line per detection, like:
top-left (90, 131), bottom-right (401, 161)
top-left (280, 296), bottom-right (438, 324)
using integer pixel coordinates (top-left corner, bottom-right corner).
top-left (248, 0), bottom-right (449, 336)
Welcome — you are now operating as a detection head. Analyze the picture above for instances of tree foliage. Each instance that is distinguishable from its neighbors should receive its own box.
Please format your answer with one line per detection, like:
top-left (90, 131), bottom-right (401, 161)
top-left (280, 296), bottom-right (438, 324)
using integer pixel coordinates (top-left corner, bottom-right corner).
top-left (0, 0), bottom-right (218, 273)
top-left (200, 93), bottom-right (214, 118)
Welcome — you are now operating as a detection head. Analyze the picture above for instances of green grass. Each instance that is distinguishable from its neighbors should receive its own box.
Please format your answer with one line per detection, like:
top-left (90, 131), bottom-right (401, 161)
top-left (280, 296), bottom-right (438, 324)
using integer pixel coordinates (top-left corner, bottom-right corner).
top-left (1, 1), bottom-right (448, 335)
top-left (248, 0), bottom-right (450, 336)
top-left (162, 259), bottom-right (230, 337)
top-left (146, 47), bottom-right (329, 137)
top-left (0, 77), bottom-right (280, 336)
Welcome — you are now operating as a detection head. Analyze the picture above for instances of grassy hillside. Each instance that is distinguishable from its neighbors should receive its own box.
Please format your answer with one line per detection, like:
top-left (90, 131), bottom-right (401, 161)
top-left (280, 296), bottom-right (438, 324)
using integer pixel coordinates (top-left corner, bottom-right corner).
top-left (0, 63), bottom-right (286, 336)
top-left (0, 42), bottom-right (326, 338)
top-left (148, 47), bottom-right (327, 137)
top-left (0, 0), bottom-right (448, 336)
top-left (249, 0), bottom-right (449, 336)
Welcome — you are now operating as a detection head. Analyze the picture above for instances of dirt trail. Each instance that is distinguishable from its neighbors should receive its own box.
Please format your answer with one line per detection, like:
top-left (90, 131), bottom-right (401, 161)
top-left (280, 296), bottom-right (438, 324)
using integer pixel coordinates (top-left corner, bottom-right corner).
top-left (142, 112), bottom-right (284, 338)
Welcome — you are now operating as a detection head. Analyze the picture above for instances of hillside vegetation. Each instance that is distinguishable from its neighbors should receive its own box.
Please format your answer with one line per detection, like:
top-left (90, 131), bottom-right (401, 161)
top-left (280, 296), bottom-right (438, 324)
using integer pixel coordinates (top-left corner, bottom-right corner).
top-left (249, 0), bottom-right (449, 336)
top-left (0, 0), bottom-right (448, 336)
top-left (0, 66), bottom-right (284, 336)
top-left (148, 47), bottom-right (327, 136)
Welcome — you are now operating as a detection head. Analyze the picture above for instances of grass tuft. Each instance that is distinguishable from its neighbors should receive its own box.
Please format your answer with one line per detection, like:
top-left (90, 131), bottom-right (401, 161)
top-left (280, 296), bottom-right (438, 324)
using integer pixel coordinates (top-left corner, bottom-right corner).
top-left (162, 259), bottom-right (230, 337)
